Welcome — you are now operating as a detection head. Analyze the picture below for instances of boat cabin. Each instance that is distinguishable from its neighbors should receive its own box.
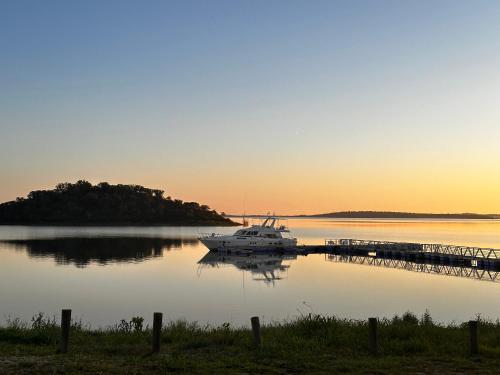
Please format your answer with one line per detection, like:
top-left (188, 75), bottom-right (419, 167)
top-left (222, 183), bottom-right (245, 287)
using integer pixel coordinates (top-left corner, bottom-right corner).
top-left (233, 217), bottom-right (290, 239)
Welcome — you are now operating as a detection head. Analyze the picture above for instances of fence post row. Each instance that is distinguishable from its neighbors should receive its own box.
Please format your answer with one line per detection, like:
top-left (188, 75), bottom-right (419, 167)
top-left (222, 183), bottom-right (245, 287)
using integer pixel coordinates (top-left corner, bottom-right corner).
top-left (53, 310), bottom-right (482, 357)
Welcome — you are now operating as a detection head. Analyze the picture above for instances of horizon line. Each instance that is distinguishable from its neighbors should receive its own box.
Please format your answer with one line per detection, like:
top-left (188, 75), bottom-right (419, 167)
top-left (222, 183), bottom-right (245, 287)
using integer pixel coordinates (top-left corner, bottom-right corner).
top-left (225, 211), bottom-right (500, 217)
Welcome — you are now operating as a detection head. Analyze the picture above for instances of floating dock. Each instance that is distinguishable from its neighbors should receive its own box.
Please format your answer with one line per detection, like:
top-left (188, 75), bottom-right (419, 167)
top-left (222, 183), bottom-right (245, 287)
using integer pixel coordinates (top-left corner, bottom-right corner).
top-left (318, 239), bottom-right (500, 271)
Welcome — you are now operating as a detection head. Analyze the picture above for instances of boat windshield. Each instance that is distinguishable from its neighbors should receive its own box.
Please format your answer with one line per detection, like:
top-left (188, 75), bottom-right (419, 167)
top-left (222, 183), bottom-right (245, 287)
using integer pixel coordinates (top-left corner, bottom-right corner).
top-left (235, 229), bottom-right (261, 236)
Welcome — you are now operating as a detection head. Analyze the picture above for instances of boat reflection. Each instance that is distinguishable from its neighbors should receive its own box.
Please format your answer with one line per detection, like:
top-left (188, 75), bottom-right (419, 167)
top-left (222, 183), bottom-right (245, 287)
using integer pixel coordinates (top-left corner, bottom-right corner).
top-left (198, 250), bottom-right (499, 285)
top-left (0, 237), bottom-right (198, 267)
top-left (198, 251), bottom-right (296, 285)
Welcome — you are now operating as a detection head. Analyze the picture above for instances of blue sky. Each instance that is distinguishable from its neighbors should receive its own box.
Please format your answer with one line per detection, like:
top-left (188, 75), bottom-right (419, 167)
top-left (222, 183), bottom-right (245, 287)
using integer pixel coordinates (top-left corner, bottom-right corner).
top-left (1, 1), bottom-right (500, 213)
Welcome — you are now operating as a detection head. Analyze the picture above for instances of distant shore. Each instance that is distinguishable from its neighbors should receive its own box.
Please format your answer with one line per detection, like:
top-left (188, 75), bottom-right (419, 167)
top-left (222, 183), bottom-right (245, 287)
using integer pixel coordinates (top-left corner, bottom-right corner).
top-left (227, 211), bottom-right (499, 220)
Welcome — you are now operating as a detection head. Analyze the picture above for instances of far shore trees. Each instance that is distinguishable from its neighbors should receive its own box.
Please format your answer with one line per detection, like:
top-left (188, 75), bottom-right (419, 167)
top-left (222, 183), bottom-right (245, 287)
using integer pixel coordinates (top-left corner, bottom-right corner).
top-left (0, 180), bottom-right (236, 226)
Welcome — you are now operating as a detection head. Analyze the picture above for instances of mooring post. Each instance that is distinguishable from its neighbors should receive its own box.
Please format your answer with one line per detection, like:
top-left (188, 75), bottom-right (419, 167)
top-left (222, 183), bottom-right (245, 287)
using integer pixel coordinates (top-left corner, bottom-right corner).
top-left (59, 309), bottom-right (71, 353)
top-left (251, 316), bottom-right (262, 347)
top-left (368, 317), bottom-right (378, 355)
top-left (469, 320), bottom-right (478, 355)
top-left (152, 312), bottom-right (163, 353)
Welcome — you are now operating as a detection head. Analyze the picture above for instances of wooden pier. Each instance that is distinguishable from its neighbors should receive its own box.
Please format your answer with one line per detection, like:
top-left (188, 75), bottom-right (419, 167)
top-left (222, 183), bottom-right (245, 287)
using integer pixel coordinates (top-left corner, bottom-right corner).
top-left (320, 239), bottom-right (500, 271)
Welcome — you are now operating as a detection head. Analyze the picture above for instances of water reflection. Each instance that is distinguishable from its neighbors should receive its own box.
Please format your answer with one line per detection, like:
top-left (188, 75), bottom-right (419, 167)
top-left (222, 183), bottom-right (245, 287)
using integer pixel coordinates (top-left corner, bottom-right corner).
top-left (327, 254), bottom-right (500, 282)
top-left (0, 237), bottom-right (198, 267)
top-left (198, 249), bottom-right (500, 285)
top-left (198, 252), bottom-right (296, 285)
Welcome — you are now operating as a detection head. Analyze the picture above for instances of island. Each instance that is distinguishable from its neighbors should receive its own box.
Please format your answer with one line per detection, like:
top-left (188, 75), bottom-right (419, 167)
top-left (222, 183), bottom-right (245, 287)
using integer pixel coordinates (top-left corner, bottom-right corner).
top-left (0, 180), bottom-right (237, 226)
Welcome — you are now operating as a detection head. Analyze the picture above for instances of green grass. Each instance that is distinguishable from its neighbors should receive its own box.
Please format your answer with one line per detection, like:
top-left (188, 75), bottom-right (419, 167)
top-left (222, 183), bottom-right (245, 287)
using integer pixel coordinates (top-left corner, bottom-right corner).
top-left (1, 312), bottom-right (500, 374)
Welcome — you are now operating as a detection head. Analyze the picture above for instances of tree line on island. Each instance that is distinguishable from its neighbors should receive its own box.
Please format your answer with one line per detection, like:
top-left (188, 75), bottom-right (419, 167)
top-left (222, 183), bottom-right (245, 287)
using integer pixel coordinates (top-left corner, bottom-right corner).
top-left (0, 181), bottom-right (236, 226)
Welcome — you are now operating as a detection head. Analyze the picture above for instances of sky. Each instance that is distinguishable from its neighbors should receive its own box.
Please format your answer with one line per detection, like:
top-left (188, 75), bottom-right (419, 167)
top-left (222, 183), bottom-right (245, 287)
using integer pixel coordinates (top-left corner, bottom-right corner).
top-left (1, 0), bottom-right (500, 215)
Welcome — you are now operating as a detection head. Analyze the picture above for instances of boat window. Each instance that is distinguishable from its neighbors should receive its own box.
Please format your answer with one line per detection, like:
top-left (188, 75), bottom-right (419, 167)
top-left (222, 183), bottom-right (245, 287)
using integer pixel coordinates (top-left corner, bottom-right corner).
top-left (265, 234), bottom-right (277, 238)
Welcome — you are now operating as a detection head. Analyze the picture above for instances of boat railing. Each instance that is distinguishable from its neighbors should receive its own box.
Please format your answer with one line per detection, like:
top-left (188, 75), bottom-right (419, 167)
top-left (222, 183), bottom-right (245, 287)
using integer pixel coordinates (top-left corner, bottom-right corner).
top-left (199, 232), bottom-right (225, 238)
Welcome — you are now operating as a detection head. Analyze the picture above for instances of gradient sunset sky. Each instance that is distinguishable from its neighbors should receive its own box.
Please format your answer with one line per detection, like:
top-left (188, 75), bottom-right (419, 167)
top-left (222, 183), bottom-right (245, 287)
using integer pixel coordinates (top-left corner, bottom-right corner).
top-left (1, 0), bottom-right (500, 215)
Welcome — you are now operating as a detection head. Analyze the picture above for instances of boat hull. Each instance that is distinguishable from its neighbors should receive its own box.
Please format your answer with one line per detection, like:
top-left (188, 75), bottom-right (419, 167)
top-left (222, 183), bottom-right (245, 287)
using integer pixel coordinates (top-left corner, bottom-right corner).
top-left (199, 236), bottom-right (297, 252)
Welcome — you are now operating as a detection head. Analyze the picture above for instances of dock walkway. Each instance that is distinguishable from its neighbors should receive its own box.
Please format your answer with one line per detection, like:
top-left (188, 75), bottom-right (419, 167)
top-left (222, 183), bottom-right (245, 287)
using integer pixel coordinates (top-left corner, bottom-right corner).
top-left (319, 239), bottom-right (500, 270)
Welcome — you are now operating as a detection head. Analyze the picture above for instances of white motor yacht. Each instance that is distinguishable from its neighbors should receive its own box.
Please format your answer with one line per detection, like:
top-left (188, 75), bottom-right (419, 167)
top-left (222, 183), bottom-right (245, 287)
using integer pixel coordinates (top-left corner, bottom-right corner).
top-left (199, 217), bottom-right (297, 251)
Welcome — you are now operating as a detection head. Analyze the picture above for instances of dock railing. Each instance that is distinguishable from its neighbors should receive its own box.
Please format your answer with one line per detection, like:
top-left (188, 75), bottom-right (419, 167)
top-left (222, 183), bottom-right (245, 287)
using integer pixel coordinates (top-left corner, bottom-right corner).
top-left (325, 239), bottom-right (500, 259)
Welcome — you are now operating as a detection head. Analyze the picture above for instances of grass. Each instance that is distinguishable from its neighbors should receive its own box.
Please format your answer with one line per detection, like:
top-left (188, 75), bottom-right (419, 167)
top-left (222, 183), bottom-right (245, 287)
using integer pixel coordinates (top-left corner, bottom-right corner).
top-left (1, 312), bottom-right (500, 374)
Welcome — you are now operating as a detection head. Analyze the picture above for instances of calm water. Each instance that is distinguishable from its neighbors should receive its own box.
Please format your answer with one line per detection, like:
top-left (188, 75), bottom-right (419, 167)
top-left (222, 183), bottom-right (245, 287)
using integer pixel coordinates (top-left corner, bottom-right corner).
top-left (1, 218), bottom-right (500, 327)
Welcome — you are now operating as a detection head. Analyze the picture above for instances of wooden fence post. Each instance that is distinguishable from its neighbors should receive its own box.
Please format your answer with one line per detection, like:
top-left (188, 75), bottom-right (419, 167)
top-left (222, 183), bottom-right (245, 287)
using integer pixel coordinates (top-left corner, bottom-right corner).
top-left (251, 316), bottom-right (261, 347)
top-left (368, 317), bottom-right (378, 355)
top-left (152, 312), bottom-right (163, 353)
top-left (469, 320), bottom-right (478, 355)
top-left (59, 309), bottom-right (71, 353)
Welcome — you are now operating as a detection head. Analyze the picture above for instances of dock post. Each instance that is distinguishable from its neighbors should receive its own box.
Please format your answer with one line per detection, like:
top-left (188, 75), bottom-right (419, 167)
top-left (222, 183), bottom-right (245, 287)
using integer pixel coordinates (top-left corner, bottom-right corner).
top-left (251, 316), bottom-right (262, 347)
top-left (59, 309), bottom-right (71, 353)
top-left (469, 320), bottom-right (478, 355)
top-left (152, 312), bottom-right (163, 353)
top-left (368, 318), bottom-right (378, 355)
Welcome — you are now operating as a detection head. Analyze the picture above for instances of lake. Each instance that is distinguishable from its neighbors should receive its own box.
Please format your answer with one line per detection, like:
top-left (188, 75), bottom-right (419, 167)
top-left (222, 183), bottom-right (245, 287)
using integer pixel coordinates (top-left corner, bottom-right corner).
top-left (1, 218), bottom-right (499, 327)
